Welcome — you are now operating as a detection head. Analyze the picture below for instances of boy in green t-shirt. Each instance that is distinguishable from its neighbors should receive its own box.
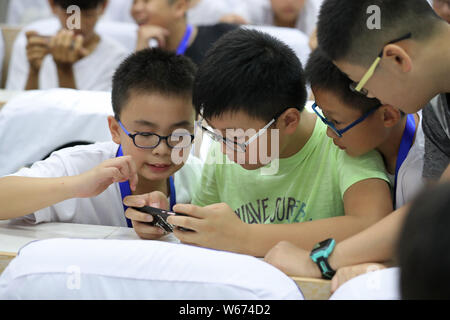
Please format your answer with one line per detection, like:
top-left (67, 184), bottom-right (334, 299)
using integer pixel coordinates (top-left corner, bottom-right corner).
top-left (135, 28), bottom-right (392, 257)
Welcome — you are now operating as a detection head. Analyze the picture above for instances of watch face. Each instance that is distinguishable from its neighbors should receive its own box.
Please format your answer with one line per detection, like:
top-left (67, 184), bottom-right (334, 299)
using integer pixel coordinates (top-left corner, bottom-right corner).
top-left (319, 239), bottom-right (331, 248)
top-left (311, 239), bottom-right (333, 256)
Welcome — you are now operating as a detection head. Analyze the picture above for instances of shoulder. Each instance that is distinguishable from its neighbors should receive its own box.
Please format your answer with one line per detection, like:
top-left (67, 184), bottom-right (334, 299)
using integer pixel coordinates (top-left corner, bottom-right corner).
top-left (9, 142), bottom-right (119, 178)
top-left (198, 23), bottom-right (239, 35)
top-left (93, 36), bottom-right (129, 61)
top-left (41, 142), bottom-right (119, 173)
top-left (175, 154), bottom-right (204, 181)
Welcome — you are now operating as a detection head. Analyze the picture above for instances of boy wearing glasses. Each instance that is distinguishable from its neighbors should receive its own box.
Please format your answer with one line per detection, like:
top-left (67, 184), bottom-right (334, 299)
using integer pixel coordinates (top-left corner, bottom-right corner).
top-left (264, 0), bottom-right (449, 287)
top-left (144, 28), bottom-right (393, 257)
top-left (0, 49), bottom-right (202, 239)
top-left (7, 0), bottom-right (128, 91)
top-left (306, 49), bottom-right (425, 209)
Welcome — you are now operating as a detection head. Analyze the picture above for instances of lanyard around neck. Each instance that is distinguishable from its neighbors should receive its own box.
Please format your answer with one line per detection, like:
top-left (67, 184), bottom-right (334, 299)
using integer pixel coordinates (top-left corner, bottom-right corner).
top-left (116, 145), bottom-right (176, 228)
top-left (176, 24), bottom-right (193, 55)
top-left (394, 114), bottom-right (416, 208)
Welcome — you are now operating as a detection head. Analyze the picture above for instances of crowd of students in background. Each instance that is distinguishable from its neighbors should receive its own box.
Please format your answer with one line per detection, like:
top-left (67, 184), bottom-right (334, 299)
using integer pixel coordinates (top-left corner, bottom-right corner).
top-left (0, 0), bottom-right (449, 299)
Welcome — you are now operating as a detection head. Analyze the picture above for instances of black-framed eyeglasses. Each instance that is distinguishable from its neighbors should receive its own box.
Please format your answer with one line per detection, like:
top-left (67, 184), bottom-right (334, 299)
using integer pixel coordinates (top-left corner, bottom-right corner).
top-left (312, 102), bottom-right (381, 138)
top-left (118, 121), bottom-right (194, 149)
top-left (350, 32), bottom-right (412, 97)
top-left (196, 107), bottom-right (293, 153)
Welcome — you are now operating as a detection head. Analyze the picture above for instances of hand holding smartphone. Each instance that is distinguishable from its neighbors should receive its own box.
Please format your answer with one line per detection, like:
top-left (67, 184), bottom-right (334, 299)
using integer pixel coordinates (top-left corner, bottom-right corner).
top-left (131, 206), bottom-right (193, 233)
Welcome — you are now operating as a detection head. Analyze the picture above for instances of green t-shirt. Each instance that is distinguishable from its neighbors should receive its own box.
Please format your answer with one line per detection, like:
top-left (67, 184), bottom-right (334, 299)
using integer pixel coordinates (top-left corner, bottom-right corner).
top-left (192, 118), bottom-right (390, 224)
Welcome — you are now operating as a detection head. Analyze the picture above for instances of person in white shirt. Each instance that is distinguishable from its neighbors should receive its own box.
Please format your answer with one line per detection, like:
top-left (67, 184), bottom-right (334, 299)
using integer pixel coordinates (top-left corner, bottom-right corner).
top-left (432, 0), bottom-right (450, 23)
top-left (6, 0), bottom-right (128, 91)
top-left (264, 49), bottom-right (427, 290)
top-left (187, 0), bottom-right (248, 25)
top-left (6, 0), bottom-right (136, 25)
top-left (0, 33), bottom-right (4, 84)
top-left (0, 48), bottom-right (203, 239)
top-left (304, 49), bottom-right (425, 210)
top-left (6, 0), bottom-right (52, 26)
top-left (232, 0), bottom-right (322, 37)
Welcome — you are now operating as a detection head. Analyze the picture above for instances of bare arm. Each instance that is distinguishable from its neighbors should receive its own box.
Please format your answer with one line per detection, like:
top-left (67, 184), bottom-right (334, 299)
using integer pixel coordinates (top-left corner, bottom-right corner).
top-left (56, 63), bottom-right (77, 89)
top-left (265, 165), bottom-right (450, 278)
top-left (0, 176), bottom-right (77, 220)
top-left (0, 156), bottom-right (138, 221)
top-left (49, 30), bottom-right (89, 89)
top-left (329, 163), bottom-right (450, 269)
top-left (24, 31), bottom-right (49, 90)
top-left (170, 178), bottom-right (392, 257)
top-left (25, 69), bottom-right (40, 90)
top-left (328, 204), bottom-right (408, 270)
top-left (244, 178), bottom-right (392, 256)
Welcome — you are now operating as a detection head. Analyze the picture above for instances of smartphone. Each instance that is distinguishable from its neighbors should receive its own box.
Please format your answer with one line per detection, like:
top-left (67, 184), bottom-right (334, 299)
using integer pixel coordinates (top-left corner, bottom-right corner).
top-left (148, 38), bottom-right (159, 48)
top-left (29, 35), bottom-right (51, 46)
top-left (31, 35), bottom-right (76, 49)
top-left (131, 206), bottom-right (192, 233)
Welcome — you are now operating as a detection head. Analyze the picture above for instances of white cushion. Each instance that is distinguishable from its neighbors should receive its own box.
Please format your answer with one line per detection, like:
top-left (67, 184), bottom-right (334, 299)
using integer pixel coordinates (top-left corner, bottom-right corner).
top-left (242, 25), bottom-right (311, 67)
top-left (0, 89), bottom-right (113, 176)
top-left (329, 268), bottom-right (400, 300)
top-left (0, 238), bottom-right (304, 300)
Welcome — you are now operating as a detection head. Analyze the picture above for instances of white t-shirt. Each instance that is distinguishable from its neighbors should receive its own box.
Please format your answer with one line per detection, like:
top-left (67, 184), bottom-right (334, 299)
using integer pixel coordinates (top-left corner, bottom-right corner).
top-left (6, 0), bottom-right (52, 25)
top-left (238, 0), bottom-right (321, 36)
top-left (6, 18), bottom-right (129, 91)
top-left (6, 0), bottom-right (134, 25)
top-left (9, 142), bottom-right (203, 227)
top-left (0, 33), bottom-right (4, 83)
top-left (187, 0), bottom-right (247, 25)
top-left (388, 111), bottom-right (426, 208)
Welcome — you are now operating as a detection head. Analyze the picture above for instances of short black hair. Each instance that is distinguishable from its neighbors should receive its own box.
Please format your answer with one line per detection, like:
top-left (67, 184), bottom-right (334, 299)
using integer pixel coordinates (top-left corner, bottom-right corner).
top-left (53, 0), bottom-right (107, 10)
top-left (112, 48), bottom-right (197, 120)
top-left (397, 182), bottom-right (450, 299)
top-left (317, 0), bottom-right (443, 65)
top-left (193, 28), bottom-right (307, 122)
top-left (305, 49), bottom-right (381, 114)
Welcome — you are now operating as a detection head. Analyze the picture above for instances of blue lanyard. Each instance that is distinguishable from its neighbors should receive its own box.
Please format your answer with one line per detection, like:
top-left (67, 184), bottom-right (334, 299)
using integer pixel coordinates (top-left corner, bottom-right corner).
top-left (176, 24), bottom-right (193, 55)
top-left (394, 114), bottom-right (416, 208)
top-left (116, 145), bottom-right (176, 228)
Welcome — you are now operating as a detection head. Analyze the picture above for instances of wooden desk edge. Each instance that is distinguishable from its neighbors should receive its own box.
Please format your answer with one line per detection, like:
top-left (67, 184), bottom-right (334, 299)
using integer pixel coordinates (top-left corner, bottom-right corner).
top-left (290, 276), bottom-right (330, 285)
top-left (0, 251), bottom-right (18, 257)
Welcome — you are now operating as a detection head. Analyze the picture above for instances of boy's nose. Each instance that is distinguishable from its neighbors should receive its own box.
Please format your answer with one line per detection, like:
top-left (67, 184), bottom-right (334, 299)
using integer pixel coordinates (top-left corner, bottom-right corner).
top-left (131, 0), bottom-right (145, 15)
top-left (151, 141), bottom-right (172, 157)
top-left (326, 126), bottom-right (338, 139)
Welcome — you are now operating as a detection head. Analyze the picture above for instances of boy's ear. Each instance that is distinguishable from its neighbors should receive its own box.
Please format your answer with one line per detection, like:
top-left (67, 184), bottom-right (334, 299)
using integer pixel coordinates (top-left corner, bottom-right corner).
top-left (278, 108), bottom-right (301, 135)
top-left (380, 105), bottom-right (402, 128)
top-left (108, 116), bottom-right (122, 145)
top-left (172, 0), bottom-right (189, 19)
top-left (48, 0), bottom-right (58, 13)
top-left (382, 44), bottom-right (412, 74)
top-left (99, 0), bottom-right (109, 14)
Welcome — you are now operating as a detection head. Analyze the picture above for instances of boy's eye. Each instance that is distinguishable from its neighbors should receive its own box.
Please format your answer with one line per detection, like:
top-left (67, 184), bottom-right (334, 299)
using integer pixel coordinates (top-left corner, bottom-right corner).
top-left (137, 132), bottom-right (155, 137)
top-left (331, 119), bottom-right (341, 125)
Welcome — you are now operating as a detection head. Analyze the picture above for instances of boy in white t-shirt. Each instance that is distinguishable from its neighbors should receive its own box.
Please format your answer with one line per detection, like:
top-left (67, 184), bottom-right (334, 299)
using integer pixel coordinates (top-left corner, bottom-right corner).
top-left (263, 49), bottom-right (427, 284)
top-left (234, 0), bottom-right (321, 37)
top-left (0, 48), bottom-right (202, 239)
top-left (0, 33), bottom-right (4, 84)
top-left (6, 0), bottom-right (128, 91)
top-left (305, 49), bottom-right (425, 209)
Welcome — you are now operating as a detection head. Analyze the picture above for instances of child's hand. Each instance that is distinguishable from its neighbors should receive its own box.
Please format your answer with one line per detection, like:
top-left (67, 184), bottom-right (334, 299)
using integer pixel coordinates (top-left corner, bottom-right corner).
top-left (25, 31), bottom-right (50, 72)
top-left (136, 25), bottom-right (170, 51)
top-left (331, 263), bottom-right (387, 293)
top-left (167, 202), bottom-right (249, 252)
top-left (264, 241), bottom-right (322, 278)
top-left (219, 14), bottom-right (248, 25)
top-left (49, 30), bottom-right (89, 66)
top-left (309, 28), bottom-right (318, 51)
top-left (123, 191), bottom-right (170, 240)
top-left (73, 156), bottom-right (138, 198)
